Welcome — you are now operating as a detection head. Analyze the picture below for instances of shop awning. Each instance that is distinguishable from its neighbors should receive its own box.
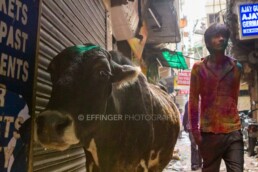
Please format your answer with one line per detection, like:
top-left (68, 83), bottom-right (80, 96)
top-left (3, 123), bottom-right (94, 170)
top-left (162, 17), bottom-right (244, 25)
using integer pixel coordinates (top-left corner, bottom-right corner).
top-left (161, 51), bottom-right (188, 69)
top-left (145, 0), bottom-right (180, 44)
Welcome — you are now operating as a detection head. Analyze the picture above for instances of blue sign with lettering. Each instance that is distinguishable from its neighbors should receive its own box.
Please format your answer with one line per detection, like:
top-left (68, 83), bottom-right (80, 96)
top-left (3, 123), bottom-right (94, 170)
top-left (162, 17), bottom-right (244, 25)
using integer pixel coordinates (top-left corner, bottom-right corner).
top-left (0, 0), bottom-right (40, 172)
top-left (239, 3), bottom-right (258, 40)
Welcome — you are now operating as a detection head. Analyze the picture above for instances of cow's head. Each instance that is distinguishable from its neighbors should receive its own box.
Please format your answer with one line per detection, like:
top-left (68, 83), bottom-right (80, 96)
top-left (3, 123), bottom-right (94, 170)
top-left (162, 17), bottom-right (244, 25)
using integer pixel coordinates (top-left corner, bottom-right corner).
top-left (35, 44), bottom-right (140, 150)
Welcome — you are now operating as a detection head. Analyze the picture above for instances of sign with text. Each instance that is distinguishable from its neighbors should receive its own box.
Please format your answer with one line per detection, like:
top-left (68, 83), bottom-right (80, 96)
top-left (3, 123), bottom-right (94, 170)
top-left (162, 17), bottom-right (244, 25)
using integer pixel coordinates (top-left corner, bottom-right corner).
top-left (0, 0), bottom-right (40, 172)
top-left (177, 71), bottom-right (191, 85)
top-left (178, 89), bottom-right (189, 95)
top-left (238, 3), bottom-right (258, 40)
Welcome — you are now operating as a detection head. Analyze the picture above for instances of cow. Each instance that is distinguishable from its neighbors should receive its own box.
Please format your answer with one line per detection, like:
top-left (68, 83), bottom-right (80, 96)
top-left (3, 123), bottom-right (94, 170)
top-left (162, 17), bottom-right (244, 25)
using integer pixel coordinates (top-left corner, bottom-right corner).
top-left (35, 43), bottom-right (180, 172)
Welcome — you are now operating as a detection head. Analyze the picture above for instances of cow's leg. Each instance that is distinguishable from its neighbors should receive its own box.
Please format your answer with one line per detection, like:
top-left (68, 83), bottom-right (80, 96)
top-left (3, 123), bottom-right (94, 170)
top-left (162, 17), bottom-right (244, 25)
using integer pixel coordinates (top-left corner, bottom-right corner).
top-left (84, 149), bottom-right (99, 172)
top-left (135, 159), bottom-right (148, 172)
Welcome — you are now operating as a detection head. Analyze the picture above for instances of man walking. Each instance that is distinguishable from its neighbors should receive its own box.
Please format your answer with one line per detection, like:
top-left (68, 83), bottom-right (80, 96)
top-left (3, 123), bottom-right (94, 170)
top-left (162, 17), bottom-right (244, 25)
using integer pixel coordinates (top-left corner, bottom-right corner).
top-left (183, 101), bottom-right (202, 171)
top-left (188, 23), bottom-right (243, 172)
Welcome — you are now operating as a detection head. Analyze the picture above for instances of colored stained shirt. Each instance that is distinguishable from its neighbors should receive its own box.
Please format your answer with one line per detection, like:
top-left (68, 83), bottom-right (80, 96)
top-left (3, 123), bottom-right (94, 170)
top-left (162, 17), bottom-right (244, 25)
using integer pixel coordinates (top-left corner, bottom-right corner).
top-left (188, 56), bottom-right (242, 133)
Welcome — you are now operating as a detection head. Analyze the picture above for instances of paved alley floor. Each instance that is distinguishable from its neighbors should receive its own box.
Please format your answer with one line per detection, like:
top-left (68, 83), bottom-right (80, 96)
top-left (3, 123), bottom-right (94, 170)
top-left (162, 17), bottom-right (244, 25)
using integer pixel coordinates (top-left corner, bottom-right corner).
top-left (163, 132), bottom-right (258, 172)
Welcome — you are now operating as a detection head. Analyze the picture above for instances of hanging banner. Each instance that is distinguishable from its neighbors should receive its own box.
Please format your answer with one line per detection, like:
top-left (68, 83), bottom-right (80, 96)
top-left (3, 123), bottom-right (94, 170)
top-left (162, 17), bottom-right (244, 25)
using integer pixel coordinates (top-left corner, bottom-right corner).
top-left (128, 21), bottom-right (148, 59)
top-left (237, 3), bottom-right (258, 40)
top-left (177, 71), bottom-right (191, 85)
top-left (0, 0), bottom-right (40, 172)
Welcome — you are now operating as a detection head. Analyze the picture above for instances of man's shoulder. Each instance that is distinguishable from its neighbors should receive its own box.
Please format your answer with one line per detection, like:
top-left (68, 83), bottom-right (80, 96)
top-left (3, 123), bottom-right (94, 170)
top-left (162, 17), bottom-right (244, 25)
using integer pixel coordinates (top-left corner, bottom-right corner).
top-left (226, 56), bottom-right (243, 70)
top-left (192, 57), bottom-right (206, 69)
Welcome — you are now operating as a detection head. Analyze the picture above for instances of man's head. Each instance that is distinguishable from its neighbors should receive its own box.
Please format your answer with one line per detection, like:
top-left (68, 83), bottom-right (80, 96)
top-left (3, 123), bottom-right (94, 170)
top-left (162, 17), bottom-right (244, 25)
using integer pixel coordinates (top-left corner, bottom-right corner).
top-left (204, 23), bottom-right (230, 53)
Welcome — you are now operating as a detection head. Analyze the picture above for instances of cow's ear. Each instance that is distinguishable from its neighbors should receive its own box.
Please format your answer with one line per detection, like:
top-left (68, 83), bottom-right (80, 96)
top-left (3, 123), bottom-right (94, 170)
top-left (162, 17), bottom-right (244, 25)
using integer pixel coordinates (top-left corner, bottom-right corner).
top-left (47, 60), bottom-right (55, 73)
top-left (48, 59), bottom-right (59, 83)
top-left (111, 61), bottom-right (141, 88)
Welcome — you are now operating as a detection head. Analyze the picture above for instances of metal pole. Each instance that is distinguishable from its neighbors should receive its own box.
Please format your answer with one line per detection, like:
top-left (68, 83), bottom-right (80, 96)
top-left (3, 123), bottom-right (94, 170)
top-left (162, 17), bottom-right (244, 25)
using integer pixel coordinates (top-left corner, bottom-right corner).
top-left (254, 69), bottom-right (258, 121)
top-left (254, 40), bottom-right (258, 120)
top-left (148, 8), bottom-right (161, 28)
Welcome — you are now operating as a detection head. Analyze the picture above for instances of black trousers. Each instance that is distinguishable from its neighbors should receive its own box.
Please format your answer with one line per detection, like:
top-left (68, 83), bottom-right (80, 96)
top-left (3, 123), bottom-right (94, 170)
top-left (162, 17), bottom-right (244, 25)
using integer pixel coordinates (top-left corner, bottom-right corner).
top-left (199, 130), bottom-right (244, 172)
top-left (189, 132), bottom-right (202, 168)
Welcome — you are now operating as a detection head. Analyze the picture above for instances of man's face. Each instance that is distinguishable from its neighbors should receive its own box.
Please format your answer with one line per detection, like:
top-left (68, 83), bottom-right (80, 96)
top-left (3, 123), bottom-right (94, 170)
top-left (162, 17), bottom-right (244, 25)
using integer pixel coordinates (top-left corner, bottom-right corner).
top-left (208, 33), bottom-right (228, 52)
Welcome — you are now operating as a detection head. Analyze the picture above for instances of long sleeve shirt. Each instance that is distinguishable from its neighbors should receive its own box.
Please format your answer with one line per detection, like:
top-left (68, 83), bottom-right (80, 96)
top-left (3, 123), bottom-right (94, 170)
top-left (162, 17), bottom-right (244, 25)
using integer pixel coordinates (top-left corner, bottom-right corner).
top-left (188, 56), bottom-right (242, 133)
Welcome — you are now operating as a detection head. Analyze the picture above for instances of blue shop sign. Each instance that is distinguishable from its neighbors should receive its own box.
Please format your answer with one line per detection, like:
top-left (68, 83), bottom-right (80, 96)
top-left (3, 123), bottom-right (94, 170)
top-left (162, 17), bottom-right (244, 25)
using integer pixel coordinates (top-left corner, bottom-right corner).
top-left (0, 0), bottom-right (40, 172)
top-left (238, 3), bottom-right (258, 40)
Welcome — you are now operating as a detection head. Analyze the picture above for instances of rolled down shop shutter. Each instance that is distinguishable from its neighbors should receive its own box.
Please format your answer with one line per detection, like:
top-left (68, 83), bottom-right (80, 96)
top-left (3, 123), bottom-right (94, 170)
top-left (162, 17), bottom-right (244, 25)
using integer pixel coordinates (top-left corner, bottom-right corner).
top-left (33, 0), bottom-right (107, 171)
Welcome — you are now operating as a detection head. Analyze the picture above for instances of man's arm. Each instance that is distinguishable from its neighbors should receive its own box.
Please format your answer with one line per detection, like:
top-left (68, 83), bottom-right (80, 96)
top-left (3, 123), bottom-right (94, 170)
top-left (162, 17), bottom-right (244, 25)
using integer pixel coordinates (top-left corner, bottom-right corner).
top-left (183, 102), bottom-right (188, 132)
top-left (189, 63), bottom-right (201, 144)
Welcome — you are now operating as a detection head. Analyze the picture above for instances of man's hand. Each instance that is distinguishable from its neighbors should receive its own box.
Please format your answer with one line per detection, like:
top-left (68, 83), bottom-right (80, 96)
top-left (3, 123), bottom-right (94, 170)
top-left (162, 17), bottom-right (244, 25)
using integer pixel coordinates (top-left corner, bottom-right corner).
top-left (191, 130), bottom-right (202, 145)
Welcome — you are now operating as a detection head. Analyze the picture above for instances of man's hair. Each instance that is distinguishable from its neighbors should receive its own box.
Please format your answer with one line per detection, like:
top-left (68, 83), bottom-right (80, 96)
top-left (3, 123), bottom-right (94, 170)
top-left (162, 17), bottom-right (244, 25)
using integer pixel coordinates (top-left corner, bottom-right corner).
top-left (204, 23), bottom-right (230, 52)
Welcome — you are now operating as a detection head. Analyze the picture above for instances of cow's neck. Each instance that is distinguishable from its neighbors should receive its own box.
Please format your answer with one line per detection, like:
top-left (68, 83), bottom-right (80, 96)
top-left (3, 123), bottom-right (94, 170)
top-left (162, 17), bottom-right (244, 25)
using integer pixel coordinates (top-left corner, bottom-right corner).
top-left (109, 76), bottom-right (150, 115)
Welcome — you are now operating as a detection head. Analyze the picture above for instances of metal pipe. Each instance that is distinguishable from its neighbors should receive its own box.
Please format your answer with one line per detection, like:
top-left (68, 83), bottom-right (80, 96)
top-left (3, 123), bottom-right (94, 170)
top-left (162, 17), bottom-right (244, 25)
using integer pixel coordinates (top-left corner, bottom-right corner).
top-left (148, 8), bottom-right (161, 28)
top-left (255, 40), bottom-right (258, 121)
top-left (156, 58), bottom-right (163, 67)
top-left (255, 69), bottom-right (258, 121)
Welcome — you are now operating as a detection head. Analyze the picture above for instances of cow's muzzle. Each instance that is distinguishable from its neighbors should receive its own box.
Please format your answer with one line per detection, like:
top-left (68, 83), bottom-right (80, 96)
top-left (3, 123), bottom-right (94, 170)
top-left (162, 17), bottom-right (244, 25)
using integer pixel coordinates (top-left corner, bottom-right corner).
top-left (35, 110), bottom-right (79, 150)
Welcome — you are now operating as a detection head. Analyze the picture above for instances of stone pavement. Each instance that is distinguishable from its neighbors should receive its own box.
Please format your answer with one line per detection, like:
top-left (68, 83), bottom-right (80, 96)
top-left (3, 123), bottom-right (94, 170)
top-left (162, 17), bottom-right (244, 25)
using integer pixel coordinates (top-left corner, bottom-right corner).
top-left (163, 131), bottom-right (258, 172)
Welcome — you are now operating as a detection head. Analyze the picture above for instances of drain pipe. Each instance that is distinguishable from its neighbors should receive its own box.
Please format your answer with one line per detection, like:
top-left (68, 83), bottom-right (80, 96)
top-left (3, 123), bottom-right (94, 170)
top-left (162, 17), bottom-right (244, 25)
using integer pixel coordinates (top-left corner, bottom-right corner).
top-left (254, 40), bottom-right (258, 121)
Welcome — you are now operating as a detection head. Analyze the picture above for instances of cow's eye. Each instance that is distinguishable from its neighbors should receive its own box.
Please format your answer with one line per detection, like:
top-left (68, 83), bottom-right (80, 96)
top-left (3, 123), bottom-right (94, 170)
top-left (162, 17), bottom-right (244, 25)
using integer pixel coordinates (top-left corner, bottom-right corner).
top-left (99, 70), bottom-right (111, 79)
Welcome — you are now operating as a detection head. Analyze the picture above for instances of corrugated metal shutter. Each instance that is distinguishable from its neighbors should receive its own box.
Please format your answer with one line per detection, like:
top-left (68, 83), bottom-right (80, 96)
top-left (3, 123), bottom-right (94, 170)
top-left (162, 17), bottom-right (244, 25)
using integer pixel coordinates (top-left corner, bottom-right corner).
top-left (33, 0), bottom-right (107, 171)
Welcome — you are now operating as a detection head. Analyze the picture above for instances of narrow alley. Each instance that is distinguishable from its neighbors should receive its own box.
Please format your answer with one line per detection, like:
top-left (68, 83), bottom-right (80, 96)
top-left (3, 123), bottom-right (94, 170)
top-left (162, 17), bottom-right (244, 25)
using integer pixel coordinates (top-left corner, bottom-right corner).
top-left (164, 131), bottom-right (258, 172)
